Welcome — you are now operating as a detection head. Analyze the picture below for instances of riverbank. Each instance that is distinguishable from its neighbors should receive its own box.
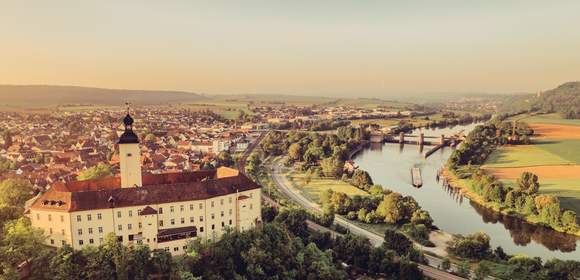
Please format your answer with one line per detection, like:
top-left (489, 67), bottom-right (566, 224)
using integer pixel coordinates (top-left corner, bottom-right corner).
top-left (441, 166), bottom-right (580, 238)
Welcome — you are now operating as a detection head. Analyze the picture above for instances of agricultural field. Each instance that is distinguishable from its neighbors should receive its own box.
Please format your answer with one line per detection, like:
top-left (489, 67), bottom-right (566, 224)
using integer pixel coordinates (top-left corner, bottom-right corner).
top-left (483, 113), bottom-right (580, 215)
top-left (284, 170), bottom-right (368, 203)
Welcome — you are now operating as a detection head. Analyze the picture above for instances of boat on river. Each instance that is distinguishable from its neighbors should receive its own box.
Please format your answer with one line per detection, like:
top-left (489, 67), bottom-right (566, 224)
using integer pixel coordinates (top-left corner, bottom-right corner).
top-left (411, 167), bottom-right (422, 187)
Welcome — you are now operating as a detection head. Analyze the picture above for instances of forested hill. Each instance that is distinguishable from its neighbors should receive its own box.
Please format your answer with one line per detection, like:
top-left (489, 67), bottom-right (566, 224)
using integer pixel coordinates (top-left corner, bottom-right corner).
top-left (0, 85), bottom-right (206, 107)
top-left (534, 82), bottom-right (580, 119)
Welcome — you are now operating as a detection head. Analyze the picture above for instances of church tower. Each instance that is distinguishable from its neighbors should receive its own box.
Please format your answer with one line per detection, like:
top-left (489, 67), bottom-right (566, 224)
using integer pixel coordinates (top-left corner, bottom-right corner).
top-left (118, 108), bottom-right (142, 188)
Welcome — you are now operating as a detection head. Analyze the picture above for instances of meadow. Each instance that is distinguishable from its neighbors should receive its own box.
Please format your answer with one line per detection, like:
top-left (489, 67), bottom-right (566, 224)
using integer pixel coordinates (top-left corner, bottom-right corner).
top-left (484, 113), bottom-right (580, 219)
top-left (284, 170), bottom-right (368, 203)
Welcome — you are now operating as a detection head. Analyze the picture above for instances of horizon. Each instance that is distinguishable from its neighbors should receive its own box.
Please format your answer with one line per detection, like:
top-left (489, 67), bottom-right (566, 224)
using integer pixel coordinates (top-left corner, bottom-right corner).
top-left (1, 1), bottom-right (580, 96)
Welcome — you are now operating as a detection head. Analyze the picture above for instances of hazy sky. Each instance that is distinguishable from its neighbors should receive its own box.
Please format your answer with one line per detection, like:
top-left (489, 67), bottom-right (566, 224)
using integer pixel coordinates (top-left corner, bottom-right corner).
top-left (1, 0), bottom-right (580, 96)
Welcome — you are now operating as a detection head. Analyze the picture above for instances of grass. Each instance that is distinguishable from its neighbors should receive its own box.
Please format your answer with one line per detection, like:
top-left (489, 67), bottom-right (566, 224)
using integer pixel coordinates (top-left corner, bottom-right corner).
top-left (536, 139), bottom-right (580, 164)
top-left (484, 145), bottom-right (573, 168)
top-left (179, 101), bottom-right (253, 120)
top-left (284, 170), bottom-right (368, 203)
top-left (510, 113), bottom-right (580, 127)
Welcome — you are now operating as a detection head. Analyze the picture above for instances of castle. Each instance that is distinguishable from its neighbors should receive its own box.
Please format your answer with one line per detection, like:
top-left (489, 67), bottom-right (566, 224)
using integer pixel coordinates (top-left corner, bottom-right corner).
top-left (29, 112), bottom-right (262, 255)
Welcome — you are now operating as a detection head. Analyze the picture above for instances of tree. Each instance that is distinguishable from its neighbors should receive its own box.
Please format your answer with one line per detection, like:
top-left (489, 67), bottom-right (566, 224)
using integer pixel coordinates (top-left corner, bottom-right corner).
top-left (151, 249), bottom-right (173, 278)
top-left (128, 245), bottom-right (152, 280)
top-left (1, 218), bottom-right (51, 279)
top-left (411, 209), bottom-right (433, 228)
top-left (49, 245), bottom-right (85, 280)
top-left (103, 233), bottom-right (129, 280)
top-left (474, 263), bottom-right (490, 280)
top-left (517, 172), bottom-right (540, 194)
top-left (351, 169), bottom-right (373, 188)
top-left (288, 143), bottom-right (302, 161)
top-left (217, 151), bottom-right (234, 167)
top-left (561, 210), bottom-right (578, 229)
top-left (144, 133), bottom-right (157, 143)
top-left (320, 157), bottom-right (343, 178)
top-left (274, 208), bottom-right (309, 239)
top-left (441, 258), bottom-right (451, 271)
top-left (382, 229), bottom-right (413, 256)
top-left (77, 163), bottom-right (113, 180)
top-left (245, 152), bottom-right (262, 175)
top-left (455, 260), bottom-right (470, 278)
top-left (447, 232), bottom-right (491, 260)
top-left (0, 179), bottom-right (34, 208)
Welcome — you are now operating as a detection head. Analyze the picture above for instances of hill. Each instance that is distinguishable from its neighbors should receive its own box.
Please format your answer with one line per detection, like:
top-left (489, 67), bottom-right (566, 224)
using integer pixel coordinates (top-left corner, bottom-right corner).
top-left (0, 85), bottom-right (206, 108)
top-left (534, 82), bottom-right (580, 119)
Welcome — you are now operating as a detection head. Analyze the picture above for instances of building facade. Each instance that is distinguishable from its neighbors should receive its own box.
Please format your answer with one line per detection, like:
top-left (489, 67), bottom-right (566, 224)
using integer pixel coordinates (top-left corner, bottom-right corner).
top-left (29, 113), bottom-right (261, 255)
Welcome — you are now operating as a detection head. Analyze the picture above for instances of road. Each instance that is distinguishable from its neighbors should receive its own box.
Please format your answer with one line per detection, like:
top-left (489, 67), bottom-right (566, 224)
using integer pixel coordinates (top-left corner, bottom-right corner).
top-left (270, 160), bottom-right (467, 280)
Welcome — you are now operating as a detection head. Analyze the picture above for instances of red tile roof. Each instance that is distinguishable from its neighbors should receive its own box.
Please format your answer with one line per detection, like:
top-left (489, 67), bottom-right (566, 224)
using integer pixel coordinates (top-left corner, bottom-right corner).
top-left (30, 167), bottom-right (259, 212)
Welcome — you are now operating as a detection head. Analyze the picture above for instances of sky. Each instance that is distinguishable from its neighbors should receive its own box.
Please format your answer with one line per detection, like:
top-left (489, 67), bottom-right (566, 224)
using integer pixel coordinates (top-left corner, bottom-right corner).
top-left (1, 0), bottom-right (580, 97)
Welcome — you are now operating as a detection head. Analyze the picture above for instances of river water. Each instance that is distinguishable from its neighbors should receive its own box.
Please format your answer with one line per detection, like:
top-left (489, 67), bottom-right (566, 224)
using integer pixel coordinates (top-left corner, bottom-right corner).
top-left (354, 123), bottom-right (580, 260)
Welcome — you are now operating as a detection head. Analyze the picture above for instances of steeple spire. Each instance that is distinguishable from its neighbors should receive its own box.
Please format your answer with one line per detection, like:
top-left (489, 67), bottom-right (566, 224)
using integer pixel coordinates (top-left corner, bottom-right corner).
top-left (118, 103), bottom-right (139, 144)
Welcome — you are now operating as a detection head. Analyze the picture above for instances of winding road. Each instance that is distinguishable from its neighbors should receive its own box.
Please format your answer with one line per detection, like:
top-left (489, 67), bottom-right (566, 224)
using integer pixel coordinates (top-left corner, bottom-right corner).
top-left (270, 160), bottom-right (468, 280)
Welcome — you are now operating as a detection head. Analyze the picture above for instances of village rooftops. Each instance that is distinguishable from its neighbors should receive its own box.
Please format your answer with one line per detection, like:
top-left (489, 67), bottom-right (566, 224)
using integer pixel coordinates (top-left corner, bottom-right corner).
top-left (30, 167), bottom-right (259, 212)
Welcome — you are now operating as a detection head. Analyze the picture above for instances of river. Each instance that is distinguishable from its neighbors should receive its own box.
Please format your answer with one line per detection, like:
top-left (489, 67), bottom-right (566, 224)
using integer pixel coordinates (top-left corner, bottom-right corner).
top-left (354, 123), bottom-right (580, 260)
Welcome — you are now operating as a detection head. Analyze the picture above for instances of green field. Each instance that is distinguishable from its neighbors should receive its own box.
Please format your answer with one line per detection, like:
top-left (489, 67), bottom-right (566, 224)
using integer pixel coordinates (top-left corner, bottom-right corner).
top-left (509, 113), bottom-right (580, 126)
top-left (484, 145), bottom-right (573, 168)
top-left (284, 170), bottom-right (368, 203)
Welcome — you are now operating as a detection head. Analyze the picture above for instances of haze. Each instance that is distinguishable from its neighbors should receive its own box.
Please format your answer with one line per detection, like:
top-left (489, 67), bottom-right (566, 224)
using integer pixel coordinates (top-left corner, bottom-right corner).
top-left (1, 0), bottom-right (580, 96)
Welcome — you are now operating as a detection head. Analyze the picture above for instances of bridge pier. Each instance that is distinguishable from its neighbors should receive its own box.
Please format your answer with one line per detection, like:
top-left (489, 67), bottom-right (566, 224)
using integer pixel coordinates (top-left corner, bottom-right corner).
top-left (440, 134), bottom-right (445, 145)
top-left (419, 133), bottom-right (424, 146)
top-left (399, 132), bottom-right (405, 144)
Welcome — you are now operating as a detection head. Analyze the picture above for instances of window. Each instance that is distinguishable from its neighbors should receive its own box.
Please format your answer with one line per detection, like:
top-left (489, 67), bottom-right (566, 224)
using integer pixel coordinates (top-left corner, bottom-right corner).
top-left (180, 205), bottom-right (184, 212)
top-left (118, 224), bottom-right (122, 231)
top-left (50, 239), bottom-right (54, 245)
top-left (211, 224), bottom-right (215, 230)
top-left (200, 227), bottom-right (204, 232)
top-left (220, 211), bottom-right (224, 217)
top-left (79, 240), bottom-right (84, 245)
top-left (87, 214), bottom-right (92, 221)
top-left (249, 193), bottom-right (253, 198)
top-left (199, 203), bottom-right (203, 209)
top-left (250, 204), bottom-right (253, 210)
top-left (62, 240), bottom-right (66, 246)
top-left (211, 201), bottom-right (214, 207)
top-left (174, 247), bottom-right (179, 252)
top-left (88, 228), bottom-right (93, 234)
top-left (76, 215), bottom-right (81, 222)
top-left (170, 206), bottom-right (174, 213)
top-left (180, 218), bottom-right (185, 224)
top-left (189, 204), bottom-right (193, 210)
top-left (211, 214), bottom-right (215, 220)
top-left (159, 207), bottom-right (163, 214)
top-left (137, 209), bottom-right (141, 215)
top-left (129, 210), bottom-right (133, 217)
top-left (128, 224), bottom-right (132, 230)
top-left (97, 213), bottom-right (102, 220)
top-left (220, 199), bottom-right (224, 205)
top-left (61, 229), bottom-right (65, 235)
top-left (159, 220), bottom-right (164, 227)
top-left (49, 228), bottom-right (53, 234)
top-left (98, 227), bottom-right (103, 233)
top-left (170, 219), bottom-right (175, 225)
top-left (48, 214), bottom-right (52, 221)
top-left (89, 239), bottom-right (94, 244)
top-left (229, 209), bottom-right (232, 215)
top-left (117, 211), bottom-right (122, 218)
top-left (229, 219), bottom-right (232, 225)
top-left (78, 229), bottom-right (82, 235)
top-left (60, 215), bottom-right (64, 222)
top-left (200, 216), bottom-right (203, 222)
top-left (190, 217), bottom-right (194, 223)
top-left (229, 197), bottom-right (232, 204)
top-left (138, 222), bottom-right (142, 229)
top-left (36, 213), bottom-right (40, 220)
top-left (221, 222), bottom-right (225, 228)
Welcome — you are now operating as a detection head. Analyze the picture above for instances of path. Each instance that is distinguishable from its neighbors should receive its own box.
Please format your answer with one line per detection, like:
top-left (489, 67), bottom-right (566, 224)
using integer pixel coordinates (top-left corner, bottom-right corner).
top-left (270, 160), bottom-right (467, 280)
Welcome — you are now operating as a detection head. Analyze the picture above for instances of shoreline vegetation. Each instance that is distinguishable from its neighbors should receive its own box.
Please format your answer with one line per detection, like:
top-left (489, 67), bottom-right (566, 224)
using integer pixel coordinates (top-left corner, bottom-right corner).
top-left (441, 166), bottom-right (580, 237)
top-left (445, 114), bottom-right (580, 237)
